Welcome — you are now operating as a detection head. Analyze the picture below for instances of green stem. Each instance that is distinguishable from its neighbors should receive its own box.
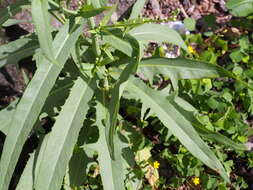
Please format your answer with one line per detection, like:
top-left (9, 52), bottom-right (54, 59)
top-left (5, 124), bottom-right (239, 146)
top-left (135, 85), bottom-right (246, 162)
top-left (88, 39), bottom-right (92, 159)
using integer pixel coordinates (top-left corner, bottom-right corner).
top-left (48, 0), bottom-right (77, 15)
top-left (86, 0), bottom-right (101, 57)
top-left (49, 11), bottom-right (65, 24)
top-left (99, 17), bottom-right (175, 30)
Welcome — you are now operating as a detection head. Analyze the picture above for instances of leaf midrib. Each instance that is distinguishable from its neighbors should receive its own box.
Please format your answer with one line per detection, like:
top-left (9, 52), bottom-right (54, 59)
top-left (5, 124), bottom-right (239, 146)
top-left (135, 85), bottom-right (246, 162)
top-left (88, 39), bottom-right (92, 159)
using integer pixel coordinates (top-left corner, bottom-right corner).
top-left (139, 63), bottom-right (218, 71)
top-left (128, 81), bottom-right (221, 169)
top-left (42, 80), bottom-right (89, 190)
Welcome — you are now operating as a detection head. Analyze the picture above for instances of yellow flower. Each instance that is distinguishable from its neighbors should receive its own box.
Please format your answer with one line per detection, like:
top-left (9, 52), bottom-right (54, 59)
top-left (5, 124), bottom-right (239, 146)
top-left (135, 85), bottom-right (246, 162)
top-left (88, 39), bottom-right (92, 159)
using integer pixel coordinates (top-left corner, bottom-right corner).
top-left (192, 177), bottom-right (200, 185)
top-left (188, 46), bottom-right (196, 54)
top-left (153, 161), bottom-right (160, 169)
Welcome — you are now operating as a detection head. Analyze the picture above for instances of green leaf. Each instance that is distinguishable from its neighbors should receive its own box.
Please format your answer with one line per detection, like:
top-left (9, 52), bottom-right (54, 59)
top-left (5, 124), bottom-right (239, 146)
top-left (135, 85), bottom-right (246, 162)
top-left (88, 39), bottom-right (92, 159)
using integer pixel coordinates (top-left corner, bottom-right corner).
top-left (16, 132), bottom-right (53, 190)
top-left (226, 0), bottom-right (253, 16)
top-left (84, 100), bottom-right (125, 190)
top-left (196, 126), bottom-right (248, 151)
top-left (226, 0), bottom-right (253, 8)
top-left (0, 20), bottom-right (84, 190)
top-left (16, 152), bottom-right (35, 190)
top-left (65, 148), bottom-right (92, 187)
top-left (105, 39), bottom-right (142, 159)
top-left (78, 4), bottom-right (110, 18)
top-left (184, 18), bottom-right (196, 31)
top-left (173, 97), bottom-right (248, 151)
top-left (17, 132), bottom-right (51, 190)
top-left (103, 32), bottom-right (133, 57)
top-left (126, 78), bottom-right (229, 182)
top-left (34, 77), bottom-right (96, 190)
top-left (0, 99), bottom-right (18, 135)
top-left (32, 0), bottom-right (55, 63)
top-left (91, 0), bottom-right (108, 8)
top-left (138, 57), bottom-right (234, 89)
top-left (3, 19), bottom-right (30, 27)
top-left (0, 36), bottom-right (39, 68)
top-left (105, 60), bottom-right (138, 158)
top-left (100, 4), bottom-right (117, 26)
top-left (0, 0), bottom-right (29, 26)
top-left (41, 62), bottom-right (80, 116)
top-left (128, 23), bottom-right (188, 51)
top-left (129, 0), bottom-right (147, 19)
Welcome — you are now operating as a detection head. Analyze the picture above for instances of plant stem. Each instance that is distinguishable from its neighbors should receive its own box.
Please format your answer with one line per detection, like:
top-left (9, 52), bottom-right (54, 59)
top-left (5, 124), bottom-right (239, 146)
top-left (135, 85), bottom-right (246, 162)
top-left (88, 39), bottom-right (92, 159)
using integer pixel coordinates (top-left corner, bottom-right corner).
top-left (98, 17), bottom-right (175, 30)
top-left (48, 0), bottom-right (77, 15)
top-left (87, 0), bottom-right (101, 57)
top-left (49, 11), bottom-right (65, 24)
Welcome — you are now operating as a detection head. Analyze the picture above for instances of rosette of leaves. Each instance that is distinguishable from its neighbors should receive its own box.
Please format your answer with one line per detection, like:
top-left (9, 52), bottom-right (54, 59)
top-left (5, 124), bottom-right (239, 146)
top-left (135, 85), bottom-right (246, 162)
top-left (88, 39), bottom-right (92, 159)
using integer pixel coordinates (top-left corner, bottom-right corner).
top-left (0, 0), bottom-right (249, 189)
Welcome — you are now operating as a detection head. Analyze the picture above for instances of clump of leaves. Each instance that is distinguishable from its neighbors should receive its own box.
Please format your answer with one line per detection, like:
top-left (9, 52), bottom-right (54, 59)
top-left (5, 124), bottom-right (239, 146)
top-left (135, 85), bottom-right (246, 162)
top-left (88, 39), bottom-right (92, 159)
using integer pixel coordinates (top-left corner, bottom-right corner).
top-left (0, 0), bottom-right (251, 190)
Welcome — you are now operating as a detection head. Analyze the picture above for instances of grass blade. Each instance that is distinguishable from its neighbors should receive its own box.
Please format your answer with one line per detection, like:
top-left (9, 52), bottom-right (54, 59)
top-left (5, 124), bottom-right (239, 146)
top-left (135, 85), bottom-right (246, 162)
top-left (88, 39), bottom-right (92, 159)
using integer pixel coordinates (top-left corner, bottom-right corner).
top-left (126, 78), bottom-right (230, 182)
top-left (0, 20), bottom-right (84, 190)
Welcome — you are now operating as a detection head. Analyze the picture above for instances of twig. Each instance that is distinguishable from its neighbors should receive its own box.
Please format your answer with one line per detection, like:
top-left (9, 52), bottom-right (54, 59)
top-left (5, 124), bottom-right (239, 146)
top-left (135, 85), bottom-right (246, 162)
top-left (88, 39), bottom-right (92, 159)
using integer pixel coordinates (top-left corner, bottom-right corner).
top-left (179, 3), bottom-right (189, 18)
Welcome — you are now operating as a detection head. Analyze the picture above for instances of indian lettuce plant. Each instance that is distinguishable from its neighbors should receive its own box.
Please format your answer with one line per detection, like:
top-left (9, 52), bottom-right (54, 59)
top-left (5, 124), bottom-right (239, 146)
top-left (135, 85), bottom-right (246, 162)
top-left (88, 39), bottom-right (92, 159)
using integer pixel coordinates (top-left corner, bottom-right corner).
top-left (0, 0), bottom-right (250, 189)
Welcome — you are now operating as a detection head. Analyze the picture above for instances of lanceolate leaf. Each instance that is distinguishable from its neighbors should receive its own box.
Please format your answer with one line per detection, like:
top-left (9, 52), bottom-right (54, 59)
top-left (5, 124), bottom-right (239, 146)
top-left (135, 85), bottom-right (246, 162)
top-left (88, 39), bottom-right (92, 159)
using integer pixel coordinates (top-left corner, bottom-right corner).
top-left (32, 0), bottom-right (55, 62)
top-left (129, 0), bottom-right (147, 19)
top-left (105, 60), bottom-right (138, 158)
top-left (84, 101), bottom-right (125, 190)
top-left (78, 4), bottom-right (110, 18)
top-left (126, 78), bottom-right (229, 182)
top-left (16, 132), bottom-right (51, 190)
top-left (0, 0), bottom-right (29, 26)
top-left (0, 36), bottom-right (39, 68)
top-left (3, 18), bottom-right (30, 27)
top-left (34, 77), bottom-right (96, 190)
top-left (103, 32), bottom-right (133, 57)
top-left (0, 20), bottom-right (84, 190)
top-left (138, 57), bottom-right (234, 88)
top-left (128, 23), bottom-right (188, 51)
top-left (195, 125), bottom-right (248, 151)
top-left (172, 97), bottom-right (248, 151)
top-left (105, 39), bottom-right (142, 159)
